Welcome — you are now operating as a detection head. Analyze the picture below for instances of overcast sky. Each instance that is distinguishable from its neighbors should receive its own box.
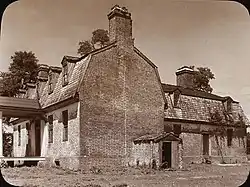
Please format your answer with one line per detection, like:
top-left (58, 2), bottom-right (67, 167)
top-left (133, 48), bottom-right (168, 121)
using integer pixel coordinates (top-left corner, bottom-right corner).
top-left (1, 0), bottom-right (250, 118)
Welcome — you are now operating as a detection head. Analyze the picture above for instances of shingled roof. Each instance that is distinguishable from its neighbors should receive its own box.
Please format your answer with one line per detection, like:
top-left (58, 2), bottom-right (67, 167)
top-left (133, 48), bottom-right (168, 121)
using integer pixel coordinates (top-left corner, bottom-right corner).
top-left (163, 83), bottom-right (249, 126)
top-left (162, 83), bottom-right (237, 103)
top-left (39, 55), bottom-right (91, 108)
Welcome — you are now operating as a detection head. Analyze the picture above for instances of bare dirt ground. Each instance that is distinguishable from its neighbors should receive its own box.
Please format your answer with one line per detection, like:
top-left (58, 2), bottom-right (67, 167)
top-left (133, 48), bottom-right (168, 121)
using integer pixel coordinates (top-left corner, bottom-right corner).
top-left (1, 163), bottom-right (250, 187)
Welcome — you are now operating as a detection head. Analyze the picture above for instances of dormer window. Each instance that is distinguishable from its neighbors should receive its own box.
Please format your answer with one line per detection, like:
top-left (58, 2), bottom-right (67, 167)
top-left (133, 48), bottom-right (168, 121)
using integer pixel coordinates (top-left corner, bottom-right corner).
top-left (224, 97), bottom-right (233, 113)
top-left (227, 100), bottom-right (232, 112)
top-left (173, 89), bottom-right (181, 107)
top-left (48, 71), bottom-right (53, 94)
top-left (62, 64), bottom-right (68, 86)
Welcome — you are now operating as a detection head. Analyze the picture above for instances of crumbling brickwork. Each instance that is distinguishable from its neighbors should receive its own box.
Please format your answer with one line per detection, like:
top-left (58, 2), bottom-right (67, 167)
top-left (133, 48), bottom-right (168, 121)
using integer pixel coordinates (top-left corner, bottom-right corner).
top-left (41, 102), bottom-right (81, 170)
top-left (79, 44), bottom-right (164, 169)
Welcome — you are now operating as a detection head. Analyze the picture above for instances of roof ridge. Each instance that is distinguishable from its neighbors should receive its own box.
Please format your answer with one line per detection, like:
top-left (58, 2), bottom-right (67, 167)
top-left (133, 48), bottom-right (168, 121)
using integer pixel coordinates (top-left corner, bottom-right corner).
top-left (161, 83), bottom-right (238, 102)
top-left (75, 55), bottom-right (92, 96)
top-left (134, 46), bottom-right (157, 68)
top-left (80, 41), bottom-right (117, 58)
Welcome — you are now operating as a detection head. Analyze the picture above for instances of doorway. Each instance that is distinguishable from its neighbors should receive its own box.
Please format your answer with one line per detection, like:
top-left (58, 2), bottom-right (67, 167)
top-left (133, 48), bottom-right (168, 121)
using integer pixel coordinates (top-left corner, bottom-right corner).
top-left (35, 120), bottom-right (41, 156)
top-left (203, 134), bottom-right (209, 156)
top-left (162, 142), bottom-right (172, 168)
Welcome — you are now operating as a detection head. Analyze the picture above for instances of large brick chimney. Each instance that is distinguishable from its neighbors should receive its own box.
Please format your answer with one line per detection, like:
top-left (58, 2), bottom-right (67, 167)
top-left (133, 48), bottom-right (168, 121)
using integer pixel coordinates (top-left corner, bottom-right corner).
top-left (107, 5), bottom-right (133, 46)
top-left (176, 66), bottom-right (195, 89)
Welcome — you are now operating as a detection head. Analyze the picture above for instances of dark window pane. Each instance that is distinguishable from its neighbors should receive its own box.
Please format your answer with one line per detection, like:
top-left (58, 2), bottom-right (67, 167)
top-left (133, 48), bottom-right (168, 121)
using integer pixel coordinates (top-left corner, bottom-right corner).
top-left (48, 115), bottom-right (53, 143)
top-left (173, 124), bottom-right (181, 134)
top-left (227, 129), bottom-right (233, 147)
top-left (203, 134), bottom-right (209, 155)
top-left (62, 110), bottom-right (68, 141)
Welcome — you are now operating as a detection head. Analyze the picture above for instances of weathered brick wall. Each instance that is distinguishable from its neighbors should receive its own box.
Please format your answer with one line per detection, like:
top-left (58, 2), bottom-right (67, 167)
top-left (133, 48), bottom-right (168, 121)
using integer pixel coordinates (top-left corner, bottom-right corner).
top-left (79, 46), bottom-right (126, 169)
top-left (164, 121), bottom-right (247, 164)
top-left (176, 72), bottom-right (195, 89)
top-left (180, 132), bottom-right (203, 165)
top-left (125, 49), bottom-right (165, 165)
top-left (131, 142), bottom-right (159, 167)
top-left (43, 102), bottom-right (81, 170)
top-left (210, 135), bottom-right (247, 164)
top-left (79, 44), bottom-right (165, 169)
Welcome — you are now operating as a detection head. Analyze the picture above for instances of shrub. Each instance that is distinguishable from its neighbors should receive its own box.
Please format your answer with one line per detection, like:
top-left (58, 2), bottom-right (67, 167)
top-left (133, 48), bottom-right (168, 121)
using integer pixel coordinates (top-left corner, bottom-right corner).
top-left (112, 184), bottom-right (128, 187)
top-left (82, 184), bottom-right (102, 187)
top-left (90, 166), bottom-right (102, 174)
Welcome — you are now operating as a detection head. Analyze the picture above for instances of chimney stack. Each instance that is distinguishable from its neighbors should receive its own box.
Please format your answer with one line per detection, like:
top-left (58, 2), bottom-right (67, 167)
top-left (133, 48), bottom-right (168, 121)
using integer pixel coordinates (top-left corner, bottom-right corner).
top-left (37, 64), bottom-right (49, 81)
top-left (48, 66), bottom-right (62, 94)
top-left (107, 5), bottom-right (133, 46)
top-left (26, 82), bottom-right (37, 99)
top-left (37, 64), bottom-right (49, 95)
top-left (176, 66), bottom-right (195, 89)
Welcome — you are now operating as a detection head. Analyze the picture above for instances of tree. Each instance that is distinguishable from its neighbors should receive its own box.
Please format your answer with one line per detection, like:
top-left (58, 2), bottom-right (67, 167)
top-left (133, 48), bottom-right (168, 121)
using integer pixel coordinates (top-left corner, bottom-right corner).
top-left (193, 67), bottom-right (215, 93)
top-left (77, 40), bottom-right (93, 56)
top-left (91, 29), bottom-right (109, 47)
top-left (0, 51), bottom-right (39, 97)
top-left (77, 29), bottom-right (110, 56)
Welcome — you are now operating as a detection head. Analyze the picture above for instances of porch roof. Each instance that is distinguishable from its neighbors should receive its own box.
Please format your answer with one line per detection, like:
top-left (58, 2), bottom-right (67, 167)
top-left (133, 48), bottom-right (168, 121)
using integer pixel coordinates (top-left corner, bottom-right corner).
top-left (134, 132), bottom-right (182, 144)
top-left (0, 96), bottom-right (43, 118)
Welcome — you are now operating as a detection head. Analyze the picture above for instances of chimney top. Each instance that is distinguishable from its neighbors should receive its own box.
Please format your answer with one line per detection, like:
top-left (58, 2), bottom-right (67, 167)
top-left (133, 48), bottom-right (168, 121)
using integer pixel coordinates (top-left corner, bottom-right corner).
top-left (37, 64), bottom-right (49, 82)
top-left (50, 66), bottom-right (62, 73)
top-left (108, 5), bottom-right (131, 20)
top-left (176, 66), bottom-right (194, 75)
top-left (38, 64), bottom-right (49, 71)
top-left (107, 5), bottom-right (133, 45)
top-left (176, 66), bottom-right (196, 89)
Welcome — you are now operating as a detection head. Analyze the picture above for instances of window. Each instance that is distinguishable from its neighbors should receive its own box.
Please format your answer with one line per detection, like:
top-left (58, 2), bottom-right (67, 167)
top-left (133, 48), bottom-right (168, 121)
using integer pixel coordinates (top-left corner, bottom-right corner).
top-left (18, 125), bottom-right (21, 146)
top-left (48, 72), bottom-right (53, 94)
top-left (227, 100), bottom-right (232, 112)
top-left (164, 124), bottom-right (172, 133)
top-left (173, 124), bottom-right (181, 135)
top-left (62, 110), bottom-right (68, 141)
top-left (203, 134), bottom-right (209, 155)
top-left (227, 129), bottom-right (233, 146)
top-left (173, 90), bottom-right (181, 107)
top-left (62, 64), bottom-right (68, 86)
top-left (48, 115), bottom-right (53, 143)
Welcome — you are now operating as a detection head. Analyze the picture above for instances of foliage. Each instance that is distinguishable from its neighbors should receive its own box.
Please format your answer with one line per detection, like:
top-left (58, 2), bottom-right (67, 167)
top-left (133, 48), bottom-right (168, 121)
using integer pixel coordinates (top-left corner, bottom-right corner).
top-left (193, 67), bottom-right (215, 93)
top-left (112, 184), bottom-right (129, 187)
top-left (77, 40), bottom-right (93, 56)
top-left (0, 51), bottom-right (39, 97)
top-left (82, 184), bottom-right (102, 187)
top-left (77, 29), bottom-right (109, 56)
top-left (91, 29), bottom-right (109, 47)
top-left (3, 133), bottom-right (13, 157)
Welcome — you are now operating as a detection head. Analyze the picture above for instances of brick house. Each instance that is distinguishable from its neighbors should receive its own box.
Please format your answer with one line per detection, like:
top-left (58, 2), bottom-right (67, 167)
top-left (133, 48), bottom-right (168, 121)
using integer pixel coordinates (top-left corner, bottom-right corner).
top-left (162, 66), bottom-right (249, 167)
top-left (11, 5), bottom-right (248, 170)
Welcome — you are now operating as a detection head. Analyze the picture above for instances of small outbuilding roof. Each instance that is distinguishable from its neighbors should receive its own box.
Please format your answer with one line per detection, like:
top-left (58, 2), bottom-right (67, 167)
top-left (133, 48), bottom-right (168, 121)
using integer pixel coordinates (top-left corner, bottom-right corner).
top-left (134, 132), bottom-right (182, 144)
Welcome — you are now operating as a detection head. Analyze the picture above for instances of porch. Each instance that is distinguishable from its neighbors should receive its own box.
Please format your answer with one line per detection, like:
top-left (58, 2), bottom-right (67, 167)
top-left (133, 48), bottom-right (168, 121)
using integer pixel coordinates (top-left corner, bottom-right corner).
top-left (0, 96), bottom-right (45, 162)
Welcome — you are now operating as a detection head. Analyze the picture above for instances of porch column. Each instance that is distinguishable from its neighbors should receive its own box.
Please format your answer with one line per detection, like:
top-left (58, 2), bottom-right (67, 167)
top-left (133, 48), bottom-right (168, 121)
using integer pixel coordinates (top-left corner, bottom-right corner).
top-left (0, 111), bottom-right (3, 157)
top-left (178, 141), bottom-right (183, 169)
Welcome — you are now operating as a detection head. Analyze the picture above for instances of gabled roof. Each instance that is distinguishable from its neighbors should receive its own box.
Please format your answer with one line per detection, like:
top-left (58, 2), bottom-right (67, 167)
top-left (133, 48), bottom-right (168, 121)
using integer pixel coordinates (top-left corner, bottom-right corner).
top-left (162, 83), bottom-right (238, 103)
top-left (39, 55), bottom-right (91, 108)
top-left (39, 42), bottom-right (118, 109)
top-left (164, 86), bottom-right (249, 126)
top-left (134, 132), bottom-right (181, 144)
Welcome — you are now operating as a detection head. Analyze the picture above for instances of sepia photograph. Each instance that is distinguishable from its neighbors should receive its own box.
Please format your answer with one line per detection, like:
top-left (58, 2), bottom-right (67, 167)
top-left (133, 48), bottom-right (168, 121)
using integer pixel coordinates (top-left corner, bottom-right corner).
top-left (0, 0), bottom-right (250, 186)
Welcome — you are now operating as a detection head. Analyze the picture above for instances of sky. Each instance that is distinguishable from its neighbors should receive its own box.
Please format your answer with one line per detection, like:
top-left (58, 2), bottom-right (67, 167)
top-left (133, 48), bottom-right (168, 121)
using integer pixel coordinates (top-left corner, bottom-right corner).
top-left (1, 0), bottom-right (250, 118)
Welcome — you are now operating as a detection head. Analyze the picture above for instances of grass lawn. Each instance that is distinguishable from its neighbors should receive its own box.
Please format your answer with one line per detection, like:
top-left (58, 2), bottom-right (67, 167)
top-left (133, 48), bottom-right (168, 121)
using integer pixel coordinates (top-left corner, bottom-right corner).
top-left (1, 163), bottom-right (250, 187)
